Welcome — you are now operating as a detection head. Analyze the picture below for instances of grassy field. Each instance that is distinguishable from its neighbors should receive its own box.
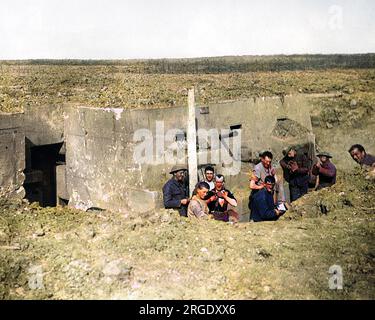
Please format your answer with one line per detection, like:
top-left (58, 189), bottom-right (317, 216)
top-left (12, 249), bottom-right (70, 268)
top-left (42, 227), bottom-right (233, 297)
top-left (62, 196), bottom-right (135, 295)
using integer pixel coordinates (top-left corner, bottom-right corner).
top-left (1, 57), bottom-right (375, 113)
top-left (2, 53), bottom-right (375, 72)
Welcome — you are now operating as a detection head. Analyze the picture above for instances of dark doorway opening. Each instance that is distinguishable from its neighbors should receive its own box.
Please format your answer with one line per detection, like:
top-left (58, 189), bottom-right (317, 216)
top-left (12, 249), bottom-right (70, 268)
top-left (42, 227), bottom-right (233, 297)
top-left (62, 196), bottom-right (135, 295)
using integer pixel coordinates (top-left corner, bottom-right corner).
top-left (24, 141), bottom-right (64, 207)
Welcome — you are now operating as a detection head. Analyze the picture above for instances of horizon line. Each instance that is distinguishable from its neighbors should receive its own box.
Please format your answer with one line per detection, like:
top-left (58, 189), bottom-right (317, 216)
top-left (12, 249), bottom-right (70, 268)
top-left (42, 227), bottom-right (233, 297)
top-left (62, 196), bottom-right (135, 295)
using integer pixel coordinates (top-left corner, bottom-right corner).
top-left (1, 52), bottom-right (375, 62)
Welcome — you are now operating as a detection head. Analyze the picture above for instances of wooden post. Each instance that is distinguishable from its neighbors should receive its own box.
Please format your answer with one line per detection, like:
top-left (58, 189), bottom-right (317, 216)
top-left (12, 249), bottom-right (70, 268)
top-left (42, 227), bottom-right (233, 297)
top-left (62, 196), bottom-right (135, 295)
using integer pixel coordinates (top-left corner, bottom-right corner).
top-left (187, 87), bottom-right (198, 196)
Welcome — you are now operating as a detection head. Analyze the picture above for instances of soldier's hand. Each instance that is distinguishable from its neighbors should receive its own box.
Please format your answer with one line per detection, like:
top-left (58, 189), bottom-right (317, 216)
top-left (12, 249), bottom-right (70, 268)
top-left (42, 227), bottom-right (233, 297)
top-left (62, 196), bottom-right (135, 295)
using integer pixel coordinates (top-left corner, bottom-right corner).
top-left (181, 199), bottom-right (189, 205)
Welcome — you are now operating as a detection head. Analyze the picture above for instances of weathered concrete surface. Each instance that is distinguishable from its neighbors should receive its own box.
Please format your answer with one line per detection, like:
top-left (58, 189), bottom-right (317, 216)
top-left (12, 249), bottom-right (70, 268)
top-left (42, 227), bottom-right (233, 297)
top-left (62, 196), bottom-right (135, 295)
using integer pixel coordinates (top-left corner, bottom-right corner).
top-left (24, 104), bottom-right (65, 146)
top-left (198, 94), bottom-right (315, 163)
top-left (65, 95), bottom-right (314, 214)
top-left (65, 106), bottom-right (187, 213)
top-left (0, 113), bottom-right (25, 199)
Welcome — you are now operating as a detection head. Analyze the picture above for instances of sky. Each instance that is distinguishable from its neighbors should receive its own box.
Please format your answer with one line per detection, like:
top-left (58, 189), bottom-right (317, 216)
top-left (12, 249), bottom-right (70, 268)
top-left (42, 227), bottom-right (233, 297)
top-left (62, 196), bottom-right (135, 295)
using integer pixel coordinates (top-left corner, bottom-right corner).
top-left (0, 0), bottom-right (374, 59)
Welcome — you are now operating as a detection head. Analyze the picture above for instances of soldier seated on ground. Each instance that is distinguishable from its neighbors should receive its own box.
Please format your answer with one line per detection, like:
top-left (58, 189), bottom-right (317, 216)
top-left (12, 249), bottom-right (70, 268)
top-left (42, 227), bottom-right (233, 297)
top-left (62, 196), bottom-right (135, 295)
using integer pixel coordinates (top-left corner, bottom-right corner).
top-left (348, 144), bottom-right (375, 170)
top-left (205, 174), bottom-right (239, 223)
top-left (162, 164), bottom-right (189, 217)
top-left (312, 152), bottom-right (337, 190)
top-left (250, 175), bottom-right (286, 222)
top-left (188, 182), bottom-right (211, 219)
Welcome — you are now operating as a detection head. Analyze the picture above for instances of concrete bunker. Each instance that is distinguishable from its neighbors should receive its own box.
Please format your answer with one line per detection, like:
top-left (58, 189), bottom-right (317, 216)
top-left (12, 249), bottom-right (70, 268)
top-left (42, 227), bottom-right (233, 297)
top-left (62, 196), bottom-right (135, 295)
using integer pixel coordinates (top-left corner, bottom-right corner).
top-left (0, 94), bottom-right (319, 215)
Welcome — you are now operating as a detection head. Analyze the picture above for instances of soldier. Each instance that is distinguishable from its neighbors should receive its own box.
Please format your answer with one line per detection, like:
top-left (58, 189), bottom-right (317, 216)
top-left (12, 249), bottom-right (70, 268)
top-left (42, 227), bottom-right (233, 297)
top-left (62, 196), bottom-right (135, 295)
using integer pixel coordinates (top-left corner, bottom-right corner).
top-left (250, 175), bottom-right (286, 222)
top-left (162, 164), bottom-right (189, 217)
top-left (188, 181), bottom-right (210, 219)
top-left (248, 151), bottom-right (285, 213)
top-left (203, 165), bottom-right (215, 191)
top-left (280, 146), bottom-right (310, 202)
top-left (348, 144), bottom-right (375, 169)
top-left (205, 174), bottom-right (239, 222)
top-left (312, 152), bottom-right (336, 190)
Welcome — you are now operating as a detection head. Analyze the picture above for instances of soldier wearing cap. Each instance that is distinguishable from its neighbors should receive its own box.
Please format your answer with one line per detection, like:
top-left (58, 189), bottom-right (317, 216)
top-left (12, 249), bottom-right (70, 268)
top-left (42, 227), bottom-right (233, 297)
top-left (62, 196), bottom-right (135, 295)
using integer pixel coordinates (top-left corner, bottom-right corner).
top-left (312, 152), bottom-right (337, 190)
top-left (162, 164), bottom-right (189, 217)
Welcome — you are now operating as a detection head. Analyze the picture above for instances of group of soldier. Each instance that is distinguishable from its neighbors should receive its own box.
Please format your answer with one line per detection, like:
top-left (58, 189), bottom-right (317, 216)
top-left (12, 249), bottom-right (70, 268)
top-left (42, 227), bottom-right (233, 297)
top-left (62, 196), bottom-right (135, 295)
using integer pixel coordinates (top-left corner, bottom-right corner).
top-left (162, 144), bottom-right (375, 223)
top-left (163, 165), bottom-right (239, 222)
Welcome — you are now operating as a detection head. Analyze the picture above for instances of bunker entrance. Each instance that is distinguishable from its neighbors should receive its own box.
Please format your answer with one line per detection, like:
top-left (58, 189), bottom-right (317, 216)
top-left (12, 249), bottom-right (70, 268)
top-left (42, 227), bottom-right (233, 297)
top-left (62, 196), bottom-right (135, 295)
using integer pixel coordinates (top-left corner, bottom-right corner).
top-left (24, 141), bottom-right (65, 207)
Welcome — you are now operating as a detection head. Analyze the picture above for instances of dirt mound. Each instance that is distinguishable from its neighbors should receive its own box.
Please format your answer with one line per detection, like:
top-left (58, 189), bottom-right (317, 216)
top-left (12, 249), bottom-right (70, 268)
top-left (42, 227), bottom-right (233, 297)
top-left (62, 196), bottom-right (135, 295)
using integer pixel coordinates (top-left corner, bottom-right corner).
top-left (289, 168), bottom-right (375, 218)
top-left (0, 170), bottom-right (374, 300)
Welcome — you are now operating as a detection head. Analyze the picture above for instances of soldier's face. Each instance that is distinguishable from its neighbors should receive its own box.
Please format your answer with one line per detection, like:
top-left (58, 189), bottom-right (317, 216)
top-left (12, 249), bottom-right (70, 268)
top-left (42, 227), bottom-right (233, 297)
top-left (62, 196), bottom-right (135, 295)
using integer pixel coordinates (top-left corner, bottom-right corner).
top-left (288, 149), bottom-right (296, 158)
top-left (215, 180), bottom-right (224, 191)
top-left (264, 182), bottom-right (275, 193)
top-left (350, 148), bottom-right (365, 163)
top-left (196, 187), bottom-right (209, 200)
top-left (261, 156), bottom-right (272, 169)
top-left (175, 170), bottom-right (185, 181)
top-left (319, 156), bottom-right (328, 163)
top-left (205, 171), bottom-right (214, 182)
